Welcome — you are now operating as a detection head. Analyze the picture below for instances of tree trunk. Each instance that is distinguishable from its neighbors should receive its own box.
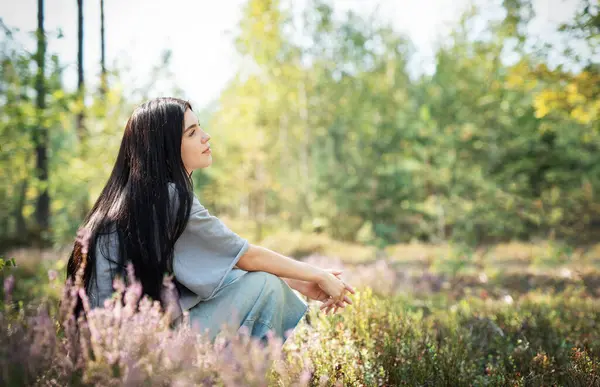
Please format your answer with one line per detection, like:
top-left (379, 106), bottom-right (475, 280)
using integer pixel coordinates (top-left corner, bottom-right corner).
top-left (34, 0), bottom-right (50, 239)
top-left (15, 178), bottom-right (28, 237)
top-left (76, 0), bottom-right (90, 220)
top-left (77, 0), bottom-right (85, 138)
top-left (100, 0), bottom-right (107, 95)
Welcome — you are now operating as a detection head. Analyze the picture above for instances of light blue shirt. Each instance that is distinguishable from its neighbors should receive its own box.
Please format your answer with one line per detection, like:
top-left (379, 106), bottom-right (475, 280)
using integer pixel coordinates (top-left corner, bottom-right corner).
top-left (172, 194), bottom-right (249, 311)
top-left (89, 186), bottom-right (250, 320)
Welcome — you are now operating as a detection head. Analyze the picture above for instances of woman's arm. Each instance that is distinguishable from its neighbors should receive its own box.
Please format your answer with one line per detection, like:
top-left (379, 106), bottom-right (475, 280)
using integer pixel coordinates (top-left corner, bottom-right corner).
top-left (237, 244), bottom-right (325, 283)
top-left (236, 244), bottom-right (348, 300)
top-left (281, 277), bottom-right (307, 292)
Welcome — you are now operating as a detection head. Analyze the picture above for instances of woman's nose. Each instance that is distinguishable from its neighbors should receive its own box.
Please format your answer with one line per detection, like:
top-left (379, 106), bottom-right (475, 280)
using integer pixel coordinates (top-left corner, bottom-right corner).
top-left (201, 133), bottom-right (211, 143)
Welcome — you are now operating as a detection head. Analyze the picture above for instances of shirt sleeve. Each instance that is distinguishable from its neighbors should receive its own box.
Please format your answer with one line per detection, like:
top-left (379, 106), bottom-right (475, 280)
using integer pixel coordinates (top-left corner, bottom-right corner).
top-left (173, 195), bottom-right (250, 301)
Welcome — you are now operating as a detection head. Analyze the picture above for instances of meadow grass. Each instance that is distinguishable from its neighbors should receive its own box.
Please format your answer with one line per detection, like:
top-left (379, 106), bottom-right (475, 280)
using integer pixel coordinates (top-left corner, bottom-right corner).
top-left (1, 239), bottom-right (599, 386)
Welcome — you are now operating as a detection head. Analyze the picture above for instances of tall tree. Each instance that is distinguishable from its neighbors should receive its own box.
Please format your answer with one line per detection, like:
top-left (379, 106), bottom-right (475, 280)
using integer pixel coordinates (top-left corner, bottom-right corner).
top-left (34, 0), bottom-right (49, 240)
top-left (76, 0), bottom-right (85, 138)
top-left (100, 0), bottom-right (107, 95)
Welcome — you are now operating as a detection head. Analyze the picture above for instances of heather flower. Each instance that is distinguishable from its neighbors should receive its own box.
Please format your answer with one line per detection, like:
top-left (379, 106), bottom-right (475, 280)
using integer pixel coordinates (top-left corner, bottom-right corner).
top-left (3, 275), bottom-right (14, 304)
top-left (2, 250), bottom-right (600, 386)
top-left (48, 269), bottom-right (58, 282)
top-left (76, 227), bottom-right (92, 256)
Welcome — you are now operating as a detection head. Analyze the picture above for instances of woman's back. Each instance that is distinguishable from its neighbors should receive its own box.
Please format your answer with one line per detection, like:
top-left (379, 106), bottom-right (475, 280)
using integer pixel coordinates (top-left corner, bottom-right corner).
top-left (89, 183), bottom-right (249, 321)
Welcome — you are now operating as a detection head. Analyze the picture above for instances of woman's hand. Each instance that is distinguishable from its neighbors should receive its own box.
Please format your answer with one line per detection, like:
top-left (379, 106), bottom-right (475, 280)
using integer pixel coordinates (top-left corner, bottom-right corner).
top-left (316, 270), bottom-right (355, 312)
top-left (297, 269), bottom-right (354, 305)
top-left (318, 270), bottom-right (355, 314)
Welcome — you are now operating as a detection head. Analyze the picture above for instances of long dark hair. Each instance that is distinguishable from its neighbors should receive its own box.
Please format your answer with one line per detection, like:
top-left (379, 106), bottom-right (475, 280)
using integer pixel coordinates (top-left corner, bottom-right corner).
top-left (67, 97), bottom-right (194, 309)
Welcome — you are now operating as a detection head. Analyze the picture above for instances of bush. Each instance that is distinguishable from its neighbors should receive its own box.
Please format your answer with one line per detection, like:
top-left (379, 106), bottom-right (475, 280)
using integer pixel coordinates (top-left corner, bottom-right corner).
top-left (2, 245), bottom-right (600, 386)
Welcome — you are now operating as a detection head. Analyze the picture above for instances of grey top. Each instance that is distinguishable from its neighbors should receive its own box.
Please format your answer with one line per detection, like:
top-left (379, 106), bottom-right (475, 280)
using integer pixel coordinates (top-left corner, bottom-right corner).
top-left (89, 185), bottom-right (250, 319)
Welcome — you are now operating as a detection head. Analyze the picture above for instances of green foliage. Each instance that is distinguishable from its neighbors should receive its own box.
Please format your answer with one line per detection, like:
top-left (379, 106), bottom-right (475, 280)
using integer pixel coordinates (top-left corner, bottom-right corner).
top-left (284, 287), bottom-right (600, 386)
top-left (202, 0), bottom-right (600, 246)
top-left (1, 0), bottom-right (599, 248)
top-left (0, 257), bottom-right (16, 273)
top-left (0, 24), bottom-right (183, 247)
top-left (2, 247), bottom-right (600, 385)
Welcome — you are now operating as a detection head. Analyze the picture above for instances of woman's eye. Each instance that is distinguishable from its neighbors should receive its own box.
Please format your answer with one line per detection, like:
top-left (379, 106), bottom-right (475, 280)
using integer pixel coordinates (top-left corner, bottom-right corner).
top-left (189, 130), bottom-right (195, 137)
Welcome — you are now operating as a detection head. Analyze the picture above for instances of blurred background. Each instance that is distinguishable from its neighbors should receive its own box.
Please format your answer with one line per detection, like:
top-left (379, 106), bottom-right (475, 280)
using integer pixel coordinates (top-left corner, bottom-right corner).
top-left (1, 3), bottom-right (600, 383)
top-left (0, 0), bottom-right (599, 283)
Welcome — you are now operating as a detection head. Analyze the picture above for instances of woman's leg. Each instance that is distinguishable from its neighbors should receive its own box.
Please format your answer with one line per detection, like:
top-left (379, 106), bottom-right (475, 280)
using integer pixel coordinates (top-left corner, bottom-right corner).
top-left (184, 271), bottom-right (308, 343)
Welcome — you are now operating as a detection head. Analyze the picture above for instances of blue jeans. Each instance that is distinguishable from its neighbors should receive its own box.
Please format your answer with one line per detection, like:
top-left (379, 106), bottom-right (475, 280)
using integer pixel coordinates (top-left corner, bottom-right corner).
top-left (179, 270), bottom-right (308, 343)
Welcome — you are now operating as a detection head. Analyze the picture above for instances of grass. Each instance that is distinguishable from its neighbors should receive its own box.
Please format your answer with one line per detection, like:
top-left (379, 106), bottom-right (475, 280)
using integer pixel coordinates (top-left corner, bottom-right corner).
top-left (1, 236), bottom-right (600, 385)
top-left (295, 289), bottom-right (600, 386)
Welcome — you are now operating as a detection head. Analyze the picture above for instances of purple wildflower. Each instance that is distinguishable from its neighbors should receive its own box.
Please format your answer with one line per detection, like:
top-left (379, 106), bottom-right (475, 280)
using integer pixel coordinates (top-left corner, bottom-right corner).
top-left (76, 227), bottom-right (92, 256)
top-left (48, 269), bottom-right (58, 282)
top-left (3, 275), bottom-right (14, 304)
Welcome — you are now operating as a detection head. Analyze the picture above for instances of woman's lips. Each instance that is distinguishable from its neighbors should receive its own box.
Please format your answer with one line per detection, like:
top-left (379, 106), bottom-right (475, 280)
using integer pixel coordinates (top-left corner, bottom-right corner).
top-left (202, 147), bottom-right (211, 154)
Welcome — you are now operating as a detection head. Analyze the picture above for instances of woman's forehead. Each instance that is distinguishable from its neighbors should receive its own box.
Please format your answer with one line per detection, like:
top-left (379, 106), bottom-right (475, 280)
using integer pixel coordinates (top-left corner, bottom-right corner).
top-left (183, 109), bottom-right (198, 125)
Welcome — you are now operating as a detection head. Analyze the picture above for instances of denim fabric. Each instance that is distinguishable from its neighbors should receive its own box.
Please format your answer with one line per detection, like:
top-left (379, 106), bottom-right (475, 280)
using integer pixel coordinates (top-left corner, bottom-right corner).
top-left (179, 269), bottom-right (308, 343)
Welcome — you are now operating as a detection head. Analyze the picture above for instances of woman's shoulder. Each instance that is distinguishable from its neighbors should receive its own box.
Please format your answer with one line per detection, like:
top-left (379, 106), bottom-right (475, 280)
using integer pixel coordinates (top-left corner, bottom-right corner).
top-left (166, 182), bottom-right (204, 213)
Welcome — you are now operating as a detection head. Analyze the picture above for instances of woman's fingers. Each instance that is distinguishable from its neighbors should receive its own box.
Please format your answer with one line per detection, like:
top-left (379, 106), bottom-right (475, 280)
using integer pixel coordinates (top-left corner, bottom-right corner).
top-left (317, 271), bottom-right (354, 315)
top-left (316, 291), bottom-right (329, 302)
top-left (320, 299), bottom-right (341, 313)
top-left (343, 281), bottom-right (356, 294)
top-left (328, 269), bottom-right (355, 295)
top-left (320, 298), bottom-right (335, 310)
top-left (321, 273), bottom-right (348, 300)
top-left (319, 296), bottom-right (350, 316)
top-left (320, 295), bottom-right (352, 308)
top-left (320, 296), bottom-right (351, 308)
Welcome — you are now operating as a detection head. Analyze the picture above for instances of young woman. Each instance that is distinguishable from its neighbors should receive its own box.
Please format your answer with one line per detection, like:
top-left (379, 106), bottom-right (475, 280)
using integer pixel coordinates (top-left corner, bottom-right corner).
top-left (67, 97), bottom-right (353, 342)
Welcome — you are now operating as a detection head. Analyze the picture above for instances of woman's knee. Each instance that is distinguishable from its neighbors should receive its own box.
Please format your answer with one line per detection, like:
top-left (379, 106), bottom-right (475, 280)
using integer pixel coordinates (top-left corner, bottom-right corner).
top-left (247, 271), bottom-right (285, 299)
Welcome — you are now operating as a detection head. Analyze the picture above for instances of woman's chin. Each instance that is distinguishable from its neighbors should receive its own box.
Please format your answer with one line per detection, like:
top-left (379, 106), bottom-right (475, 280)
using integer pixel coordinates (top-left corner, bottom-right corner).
top-left (200, 159), bottom-right (212, 168)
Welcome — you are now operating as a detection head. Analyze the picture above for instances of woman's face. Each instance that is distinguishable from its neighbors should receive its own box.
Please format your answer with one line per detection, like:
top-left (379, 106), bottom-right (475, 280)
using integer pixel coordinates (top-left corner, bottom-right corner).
top-left (181, 108), bottom-right (212, 174)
